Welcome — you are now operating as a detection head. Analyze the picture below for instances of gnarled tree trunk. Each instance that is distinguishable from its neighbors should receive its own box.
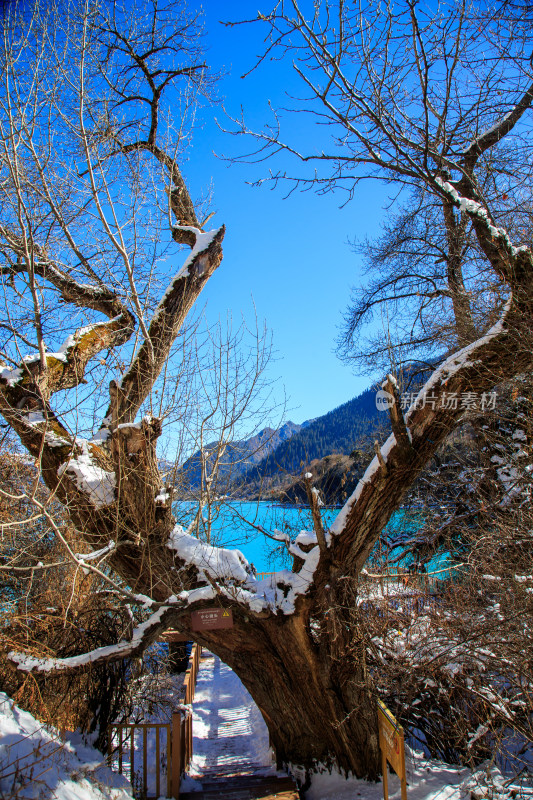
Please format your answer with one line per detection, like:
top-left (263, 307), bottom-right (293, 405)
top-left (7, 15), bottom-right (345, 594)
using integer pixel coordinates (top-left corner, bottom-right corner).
top-left (4, 2), bottom-right (533, 791)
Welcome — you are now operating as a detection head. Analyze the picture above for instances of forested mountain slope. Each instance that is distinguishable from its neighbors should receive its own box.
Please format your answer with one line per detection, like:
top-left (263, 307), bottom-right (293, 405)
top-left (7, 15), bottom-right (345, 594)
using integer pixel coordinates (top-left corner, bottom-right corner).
top-left (243, 387), bottom-right (382, 480)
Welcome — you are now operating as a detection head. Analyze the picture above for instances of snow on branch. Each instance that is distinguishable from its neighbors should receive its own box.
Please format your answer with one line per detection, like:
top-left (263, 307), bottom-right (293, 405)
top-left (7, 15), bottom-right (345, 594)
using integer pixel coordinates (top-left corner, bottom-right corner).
top-left (111, 225), bottom-right (225, 424)
top-left (168, 523), bottom-right (324, 616)
top-left (8, 603), bottom-right (176, 674)
top-left (409, 295), bottom-right (513, 407)
top-left (154, 227), bottom-right (223, 322)
top-left (0, 315), bottom-right (134, 400)
top-left (58, 441), bottom-right (116, 509)
top-left (435, 178), bottom-right (529, 260)
top-left (327, 295), bottom-right (518, 570)
top-left (167, 524), bottom-right (250, 582)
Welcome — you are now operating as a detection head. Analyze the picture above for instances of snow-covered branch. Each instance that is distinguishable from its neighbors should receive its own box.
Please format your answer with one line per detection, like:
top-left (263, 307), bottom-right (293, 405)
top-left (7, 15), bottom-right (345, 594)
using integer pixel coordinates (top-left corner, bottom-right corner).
top-left (326, 291), bottom-right (533, 575)
top-left (8, 603), bottom-right (176, 674)
top-left (108, 225), bottom-right (225, 425)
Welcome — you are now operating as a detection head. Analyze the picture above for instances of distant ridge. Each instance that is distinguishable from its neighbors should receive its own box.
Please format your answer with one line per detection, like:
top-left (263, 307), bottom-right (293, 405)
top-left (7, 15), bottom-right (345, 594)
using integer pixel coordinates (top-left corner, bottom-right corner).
top-left (179, 420), bottom-right (303, 489)
top-left (241, 386), bottom-right (382, 481)
top-left (179, 366), bottom-right (429, 494)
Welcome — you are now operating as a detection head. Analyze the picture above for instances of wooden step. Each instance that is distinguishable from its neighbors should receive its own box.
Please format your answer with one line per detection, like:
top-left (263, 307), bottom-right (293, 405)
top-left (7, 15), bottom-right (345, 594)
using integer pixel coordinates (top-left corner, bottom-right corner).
top-left (179, 773), bottom-right (299, 799)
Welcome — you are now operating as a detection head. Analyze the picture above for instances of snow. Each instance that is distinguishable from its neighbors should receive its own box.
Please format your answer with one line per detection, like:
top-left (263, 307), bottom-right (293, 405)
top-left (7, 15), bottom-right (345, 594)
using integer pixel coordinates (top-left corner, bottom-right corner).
top-left (251, 544), bottom-right (322, 614)
top-left (301, 747), bottom-right (533, 798)
top-left (58, 442), bottom-right (116, 509)
top-left (75, 541), bottom-right (116, 563)
top-left (294, 530), bottom-right (318, 547)
top-left (2, 648), bottom-right (532, 800)
top-left (180, 654), bottom-right (533, 800)
top-left (435, 178), bottom-right (529, 258)
top-left (56, 316), bottom-right (124, 356)
top-left (90, 428), bottom-right (110, 444)
top-left (407, 296), bottom-right (512, 415)
top-left (167, 525), bottom-right (249, 583)
top-left (0, 692), bottom-right (133, 800)
top-left (0, 316), bottom-right (125, 391)
top-left (169, 525), bottom-right (322, 615)
top-left (0, 365), bottom-right (23, 385)
top-left (330, 434), bottom-right (397, 536)
top-left (20, 410), bottom-right (71, 447)
top-left (9, 604), bottom-right (171, 673)
top-left (153, 227), bottom-right (221, 322)
top-left (383, 373), bottom-right (398, 389)
top-left (185, 651), bottom-right (276, 788)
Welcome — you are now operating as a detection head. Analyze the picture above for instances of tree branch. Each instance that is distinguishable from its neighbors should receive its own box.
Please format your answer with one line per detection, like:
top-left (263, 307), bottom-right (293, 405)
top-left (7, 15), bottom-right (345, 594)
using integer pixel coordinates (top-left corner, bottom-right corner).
top-left (8, 603), bottom-right (177, 674)
top-left (110, 225), bottom-right (225, 424)
top-left (328, 290), bottom-right (533, 577)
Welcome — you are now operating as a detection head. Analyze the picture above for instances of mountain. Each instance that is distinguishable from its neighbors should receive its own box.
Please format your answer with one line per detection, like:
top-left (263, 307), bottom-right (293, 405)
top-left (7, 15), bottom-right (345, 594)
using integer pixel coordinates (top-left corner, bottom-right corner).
top-left (241, 386), bottom-right (384, 482)
top-left (179, 420), bottom-right (304, 490)
top-left (178, 366), bottom-right (432, 496)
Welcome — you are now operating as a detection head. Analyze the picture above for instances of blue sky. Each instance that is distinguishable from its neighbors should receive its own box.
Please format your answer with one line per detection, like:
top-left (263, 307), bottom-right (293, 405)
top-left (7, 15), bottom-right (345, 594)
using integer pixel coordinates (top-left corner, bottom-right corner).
top-left (180, 1), bottom-right (389, 424)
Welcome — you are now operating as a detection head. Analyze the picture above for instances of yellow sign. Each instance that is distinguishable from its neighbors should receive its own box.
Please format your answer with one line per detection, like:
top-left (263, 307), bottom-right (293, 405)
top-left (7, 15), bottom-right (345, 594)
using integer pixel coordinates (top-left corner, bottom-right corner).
top-left (377, 700), bottom-right (407, 800)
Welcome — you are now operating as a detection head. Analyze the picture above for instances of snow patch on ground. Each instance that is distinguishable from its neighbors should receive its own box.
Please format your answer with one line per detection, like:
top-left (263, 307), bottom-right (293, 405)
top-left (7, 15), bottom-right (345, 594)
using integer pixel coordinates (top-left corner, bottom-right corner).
top-left (181, 654), bottom-right (533, 800)
top-left (185, 651), bottom-right (275, 788)
top-left (0, 692), bottom-right (133, 800)
top-left (305, 754), bottom-right (533, 800)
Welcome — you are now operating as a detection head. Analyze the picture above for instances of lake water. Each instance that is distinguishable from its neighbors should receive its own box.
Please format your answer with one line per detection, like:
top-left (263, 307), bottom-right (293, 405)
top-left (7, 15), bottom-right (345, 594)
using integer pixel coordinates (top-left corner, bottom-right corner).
top-left (174, 501), bottom-right (436, 573)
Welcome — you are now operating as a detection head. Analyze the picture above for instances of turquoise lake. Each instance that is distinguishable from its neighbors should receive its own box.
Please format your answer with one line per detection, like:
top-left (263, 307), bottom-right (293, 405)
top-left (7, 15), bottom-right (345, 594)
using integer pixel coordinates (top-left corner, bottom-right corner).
top-left (173, 501), bottom-right (441, 573)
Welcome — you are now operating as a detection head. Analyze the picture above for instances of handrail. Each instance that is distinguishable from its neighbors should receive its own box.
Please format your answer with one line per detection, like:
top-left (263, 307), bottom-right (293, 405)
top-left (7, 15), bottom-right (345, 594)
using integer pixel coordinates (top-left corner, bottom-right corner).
top-left (172, 641), bottom-right (202, 798)
top-left (107, 722), bottom-right (171, 798)
top-left (108, 642), bottom-right (203, 800)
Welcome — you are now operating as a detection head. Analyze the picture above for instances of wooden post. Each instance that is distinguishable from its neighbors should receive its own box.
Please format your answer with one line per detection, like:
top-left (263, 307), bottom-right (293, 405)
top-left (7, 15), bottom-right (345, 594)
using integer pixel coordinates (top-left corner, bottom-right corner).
top-left (143, 726), bottom-right (147, 797)
top-left (180, 715), bottom-right (186, 772)
top-left (166, 724), bottom-right (172, 798)
top-left (377, 700), bottom-right (407, 800)
top-left (399, 728), bottom-right (407, 800)
top-left (130, 726), bottom-right (135, 786)
top-left (156, 727), bottom-right (161, 798)
top-left (107, 727), bottom-right (112, 768)
top-left (171, 711), bottom-right (181, 800)
top-left (381, 742), bottom-right (389, 800)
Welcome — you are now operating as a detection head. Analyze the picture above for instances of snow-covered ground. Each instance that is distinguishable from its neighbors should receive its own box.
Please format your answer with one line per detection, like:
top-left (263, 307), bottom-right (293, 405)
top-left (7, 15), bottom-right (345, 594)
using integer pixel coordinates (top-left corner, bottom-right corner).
top-left (0, 692), bottom-right (134, 800)
top-left (1, 656), bottom-right (532, 800)
top-left (182, 652), bottom-right (533, 800)
top-left (302, 751), bottom-right (533, 800)
top-left (181, 650), bottom-right (276, 792)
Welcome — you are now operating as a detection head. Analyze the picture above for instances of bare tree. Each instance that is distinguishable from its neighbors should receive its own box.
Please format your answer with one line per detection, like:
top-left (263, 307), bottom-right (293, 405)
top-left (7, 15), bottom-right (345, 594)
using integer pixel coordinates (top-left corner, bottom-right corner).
top-left (3, 0), bottom-right (533, 793)
top-left (338, 189), bottom-right (494, 375)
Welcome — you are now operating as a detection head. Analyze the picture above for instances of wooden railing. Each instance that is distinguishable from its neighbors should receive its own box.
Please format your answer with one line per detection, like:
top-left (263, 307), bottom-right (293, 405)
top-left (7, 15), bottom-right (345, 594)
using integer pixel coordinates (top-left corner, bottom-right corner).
top-left (255, 571), bottom-right (275, 582)
top-left (108, 643), bottom-right (202, 799)
top-left (359, 564), bottom-right (461, 594)
top-left (178, 639), bottom-right (202, 781)
top-left (108, 722), bottom-right (171, 798)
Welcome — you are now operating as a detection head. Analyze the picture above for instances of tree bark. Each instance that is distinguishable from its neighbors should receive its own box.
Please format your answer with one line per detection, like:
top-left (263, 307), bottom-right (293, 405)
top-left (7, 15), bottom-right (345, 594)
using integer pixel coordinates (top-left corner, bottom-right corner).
top-left (175, 605), bottom-right (380, 786)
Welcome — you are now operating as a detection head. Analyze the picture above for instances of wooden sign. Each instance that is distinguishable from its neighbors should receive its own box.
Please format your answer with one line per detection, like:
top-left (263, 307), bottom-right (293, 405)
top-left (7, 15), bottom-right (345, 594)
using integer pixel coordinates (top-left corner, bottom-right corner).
top-left (191, 607), bottom-right (233, 631)
top-left (377, 700), bottom-right (407, 800)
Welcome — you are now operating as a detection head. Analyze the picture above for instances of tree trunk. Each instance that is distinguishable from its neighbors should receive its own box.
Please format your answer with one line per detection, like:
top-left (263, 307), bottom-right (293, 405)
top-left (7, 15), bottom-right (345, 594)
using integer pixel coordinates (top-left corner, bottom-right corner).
top-left (183, 585), bottom-right (380, 791)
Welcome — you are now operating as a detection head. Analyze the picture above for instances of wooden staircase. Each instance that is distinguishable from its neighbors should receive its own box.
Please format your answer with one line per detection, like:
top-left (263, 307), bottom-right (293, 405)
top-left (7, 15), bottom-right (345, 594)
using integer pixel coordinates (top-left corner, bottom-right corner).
top-left (179, 763), bottom-right (299, 799)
